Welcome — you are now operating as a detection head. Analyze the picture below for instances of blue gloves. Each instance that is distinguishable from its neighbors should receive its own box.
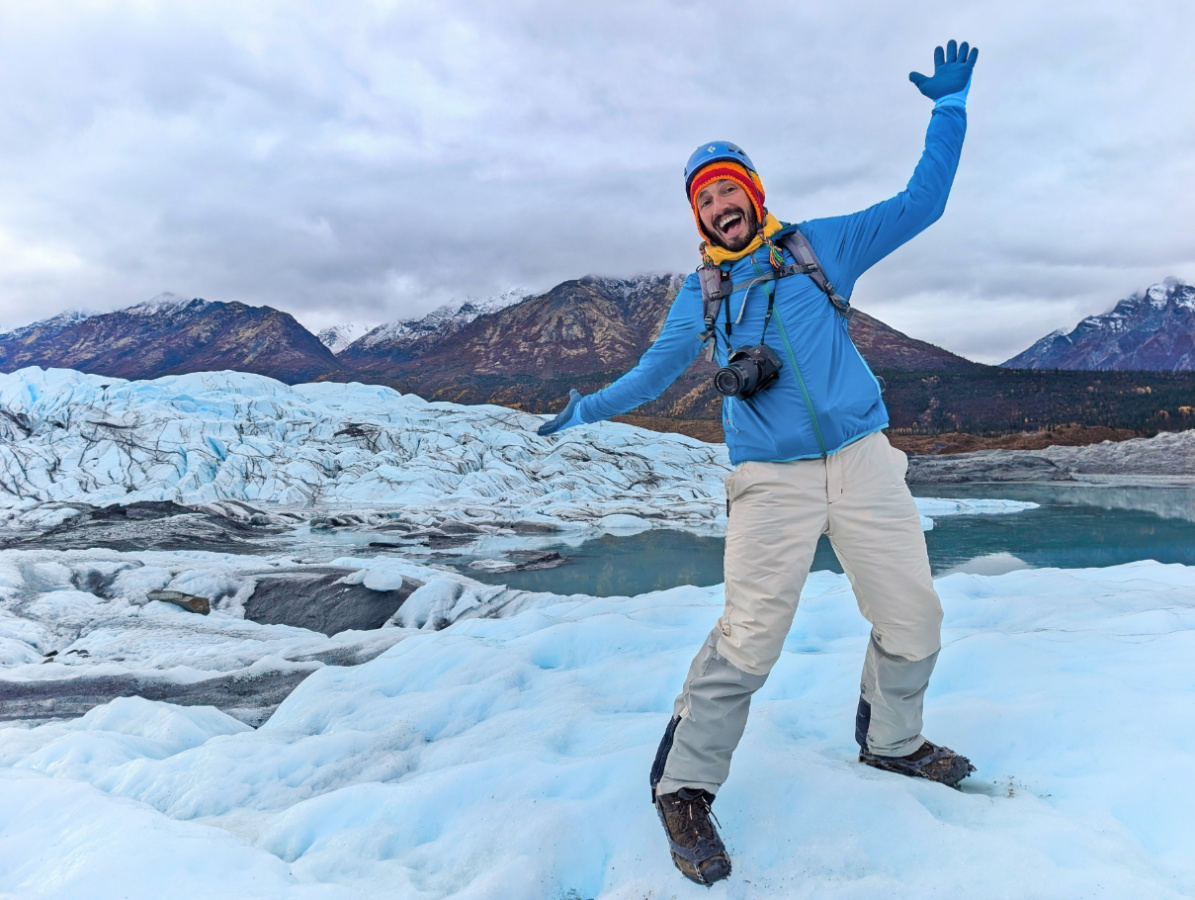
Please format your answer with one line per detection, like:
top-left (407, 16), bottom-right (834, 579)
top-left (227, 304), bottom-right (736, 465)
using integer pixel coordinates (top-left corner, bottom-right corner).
top-left (909, 40), bottom-right (978, 106)
top-left (537, 389), bottom-right (585, 436)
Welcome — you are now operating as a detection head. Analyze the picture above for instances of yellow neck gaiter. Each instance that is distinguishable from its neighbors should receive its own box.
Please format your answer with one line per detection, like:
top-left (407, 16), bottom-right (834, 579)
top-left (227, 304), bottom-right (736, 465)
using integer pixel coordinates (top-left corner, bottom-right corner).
top-left (701, 211), bottom-right (784, 266)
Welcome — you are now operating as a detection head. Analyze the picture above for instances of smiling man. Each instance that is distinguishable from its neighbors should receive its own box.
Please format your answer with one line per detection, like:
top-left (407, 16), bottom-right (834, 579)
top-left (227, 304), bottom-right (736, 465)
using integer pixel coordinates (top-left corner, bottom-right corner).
top-left (536, 41), bottom-right (979, 885)
top-left (693, 162), bottom-right (761, 250)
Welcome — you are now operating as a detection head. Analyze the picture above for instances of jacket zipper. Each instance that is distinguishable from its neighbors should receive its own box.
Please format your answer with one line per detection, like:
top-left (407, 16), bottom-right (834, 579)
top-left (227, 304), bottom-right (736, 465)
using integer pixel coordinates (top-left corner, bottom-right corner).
top-left (773, 305), bottom-right (827, 458)
top-left (747, 253), bottom-right (827, 458)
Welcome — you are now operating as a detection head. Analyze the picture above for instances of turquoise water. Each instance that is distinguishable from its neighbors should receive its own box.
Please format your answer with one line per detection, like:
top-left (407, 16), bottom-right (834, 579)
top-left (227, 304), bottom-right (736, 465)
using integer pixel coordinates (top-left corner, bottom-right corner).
top-left (460, 485), bottom-right (1195, 597)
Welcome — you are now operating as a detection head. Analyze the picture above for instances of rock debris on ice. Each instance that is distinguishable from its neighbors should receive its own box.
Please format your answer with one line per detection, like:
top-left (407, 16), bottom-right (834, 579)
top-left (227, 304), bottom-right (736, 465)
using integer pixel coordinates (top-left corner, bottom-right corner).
top-left (0, 545), bottom-right (548, 725)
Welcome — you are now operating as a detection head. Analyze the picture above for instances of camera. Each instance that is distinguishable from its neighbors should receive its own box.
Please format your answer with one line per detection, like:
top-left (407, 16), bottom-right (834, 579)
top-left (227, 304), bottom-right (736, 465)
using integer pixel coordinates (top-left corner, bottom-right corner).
top-left (714, 344), bottom-right (782, 399)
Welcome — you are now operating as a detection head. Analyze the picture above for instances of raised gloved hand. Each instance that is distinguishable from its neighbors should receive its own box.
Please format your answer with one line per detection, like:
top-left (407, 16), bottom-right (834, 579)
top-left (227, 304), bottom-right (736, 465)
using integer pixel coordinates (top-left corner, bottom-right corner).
top-left (537, 389), bottom-right (585, 436)
top-left (909, 40), bottom-right (978, 102)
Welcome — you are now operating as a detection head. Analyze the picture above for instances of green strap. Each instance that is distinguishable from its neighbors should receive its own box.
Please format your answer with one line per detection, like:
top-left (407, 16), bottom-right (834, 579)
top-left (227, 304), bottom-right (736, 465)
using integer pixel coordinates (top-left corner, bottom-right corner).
top-left (773, 306), bottom-right (827, 458)
top-left (749, 255), bottom-right (827, 458)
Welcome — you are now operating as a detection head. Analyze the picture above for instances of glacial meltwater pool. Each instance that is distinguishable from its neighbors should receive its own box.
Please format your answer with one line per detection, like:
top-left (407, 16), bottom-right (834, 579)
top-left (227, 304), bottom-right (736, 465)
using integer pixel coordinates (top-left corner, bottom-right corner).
top-left (456, 484), bottom-right (1195, 596)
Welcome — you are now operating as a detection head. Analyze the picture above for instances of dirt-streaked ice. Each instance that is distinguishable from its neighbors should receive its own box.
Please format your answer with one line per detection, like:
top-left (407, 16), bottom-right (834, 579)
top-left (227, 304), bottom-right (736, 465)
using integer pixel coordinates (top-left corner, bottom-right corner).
top-left (0, 547), bottom-right (542, 688)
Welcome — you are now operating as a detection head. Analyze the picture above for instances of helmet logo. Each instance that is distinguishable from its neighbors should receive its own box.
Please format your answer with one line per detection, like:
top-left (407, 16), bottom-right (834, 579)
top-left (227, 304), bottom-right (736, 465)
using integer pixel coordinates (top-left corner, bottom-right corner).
top-left (707, 145), bottom-right (716, 153)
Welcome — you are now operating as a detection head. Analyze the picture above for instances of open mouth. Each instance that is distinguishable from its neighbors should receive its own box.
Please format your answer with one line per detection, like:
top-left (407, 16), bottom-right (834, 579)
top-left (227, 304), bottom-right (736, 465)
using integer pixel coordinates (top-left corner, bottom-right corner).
top-left (715, 211), bottom-right (746, 239)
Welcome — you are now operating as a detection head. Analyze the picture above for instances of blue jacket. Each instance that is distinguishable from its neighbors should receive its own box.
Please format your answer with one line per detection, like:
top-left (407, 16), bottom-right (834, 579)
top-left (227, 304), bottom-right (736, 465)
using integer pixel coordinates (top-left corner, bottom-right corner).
top-left (576, 105), bottom-right (967, 465)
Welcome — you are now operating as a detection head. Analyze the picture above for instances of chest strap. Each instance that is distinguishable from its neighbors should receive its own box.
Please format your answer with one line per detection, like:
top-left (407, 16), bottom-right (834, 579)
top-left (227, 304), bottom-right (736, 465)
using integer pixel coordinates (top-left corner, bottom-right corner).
top-left (776, 229), bottom-right (853, 318)
top-left (697, 225), bottom-right (852, 345)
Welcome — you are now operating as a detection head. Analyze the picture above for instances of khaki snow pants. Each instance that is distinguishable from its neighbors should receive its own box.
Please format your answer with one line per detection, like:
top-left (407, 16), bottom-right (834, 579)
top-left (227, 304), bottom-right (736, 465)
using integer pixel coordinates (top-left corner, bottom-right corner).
top-left (654, 431), bottom-right (944, 797)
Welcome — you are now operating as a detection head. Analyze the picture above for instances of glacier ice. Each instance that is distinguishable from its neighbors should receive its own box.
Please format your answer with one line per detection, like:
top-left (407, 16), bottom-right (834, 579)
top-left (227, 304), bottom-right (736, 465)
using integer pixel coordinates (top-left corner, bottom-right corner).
top-left (0, 367), bottom-right (1036, 540)
top-left (2, 561), bottom-right (1194, 897)
top-left (0, 546), bottom-right (547, 707)
top-left (0, 367), bottom-right (1191, 897)
top-left (0, 367), bottom-right (732, 531)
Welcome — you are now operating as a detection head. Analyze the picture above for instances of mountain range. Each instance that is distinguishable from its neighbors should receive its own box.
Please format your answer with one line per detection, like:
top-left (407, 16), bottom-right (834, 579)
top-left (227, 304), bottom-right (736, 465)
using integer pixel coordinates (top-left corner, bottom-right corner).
top-left (335, 287), bottom-right (532, 373)
top-left (1003, 279), bottom-right (1195, 371)
top-left (0, 294), bottom-right (343, 384)
top-left (339, 275), bottom-right (973, 377)
top-left (2, 277), bottom-right (969, 388)
top-left (2, 277), bottom-right (1193, 441)
top-left (304, 275), bottom-right (973, 424)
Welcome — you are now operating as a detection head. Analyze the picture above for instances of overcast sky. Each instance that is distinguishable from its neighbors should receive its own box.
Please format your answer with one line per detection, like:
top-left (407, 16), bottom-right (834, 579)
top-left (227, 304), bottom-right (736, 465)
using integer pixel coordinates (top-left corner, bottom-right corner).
top-left (0, 0), bottom-right (1191, 363)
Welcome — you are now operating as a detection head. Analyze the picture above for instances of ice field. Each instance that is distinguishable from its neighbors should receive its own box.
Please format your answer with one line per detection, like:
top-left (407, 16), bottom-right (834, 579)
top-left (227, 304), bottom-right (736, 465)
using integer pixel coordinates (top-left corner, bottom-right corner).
top-left (0, 368), bottom-right (1035, 536)
top-left (0, 368), bottom-right (731, 531)
top-left (2, 366), bottom-right (1192, 898)
top-left (2, 561), bottom-right (1195, 898)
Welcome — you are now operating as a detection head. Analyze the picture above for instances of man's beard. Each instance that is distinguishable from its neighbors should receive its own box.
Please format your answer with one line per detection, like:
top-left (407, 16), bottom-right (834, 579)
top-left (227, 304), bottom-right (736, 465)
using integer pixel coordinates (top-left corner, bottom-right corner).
top-left (706, 203), bottom-right (758, 252)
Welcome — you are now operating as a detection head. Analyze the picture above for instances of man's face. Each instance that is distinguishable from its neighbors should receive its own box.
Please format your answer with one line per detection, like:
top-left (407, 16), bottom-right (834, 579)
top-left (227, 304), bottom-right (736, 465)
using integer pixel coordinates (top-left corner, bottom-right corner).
top-left (695, 178), bottom-right (757, 251)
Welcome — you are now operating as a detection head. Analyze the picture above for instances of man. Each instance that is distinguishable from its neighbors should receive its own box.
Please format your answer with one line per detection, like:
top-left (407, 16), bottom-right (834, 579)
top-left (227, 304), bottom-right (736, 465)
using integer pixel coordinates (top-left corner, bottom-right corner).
top-left (537, 41), bottom-right (979, 885)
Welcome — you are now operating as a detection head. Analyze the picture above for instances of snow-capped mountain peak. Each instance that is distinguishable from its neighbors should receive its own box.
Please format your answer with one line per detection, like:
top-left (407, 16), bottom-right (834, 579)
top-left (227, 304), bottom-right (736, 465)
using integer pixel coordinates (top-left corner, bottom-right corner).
top-left (317, 322), bottom-right (372, 354)
top-left (352, 287), bottom-right (531, 351)
top-left (0, 307), bottom-right (93, 341)
top-left (1003, 278), bottom-right (1195, 371)
top-left (125, 292), bottom-right (211, 317)
top-left (0, 293), bottom-right (340, 383)
top-left (2, 294), bottom-right (211, 340)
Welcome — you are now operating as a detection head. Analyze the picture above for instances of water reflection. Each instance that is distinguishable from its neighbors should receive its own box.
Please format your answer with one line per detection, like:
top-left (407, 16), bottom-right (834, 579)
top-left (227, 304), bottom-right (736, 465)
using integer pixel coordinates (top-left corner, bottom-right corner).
top-left (939, 552), bottom-right (1031, 577)
top-left (463, 486), bottom-right (1195, 597)
top-left (912, 483), bottom-right (1195, 523)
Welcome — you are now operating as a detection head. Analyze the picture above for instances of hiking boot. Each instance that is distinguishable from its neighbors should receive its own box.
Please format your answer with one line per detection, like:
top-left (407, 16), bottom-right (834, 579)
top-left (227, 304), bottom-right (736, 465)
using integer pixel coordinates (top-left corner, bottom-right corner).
top-left (654, 788), bottom-right (732, 885)
top-left (859, 739), bottom-right (975, 788)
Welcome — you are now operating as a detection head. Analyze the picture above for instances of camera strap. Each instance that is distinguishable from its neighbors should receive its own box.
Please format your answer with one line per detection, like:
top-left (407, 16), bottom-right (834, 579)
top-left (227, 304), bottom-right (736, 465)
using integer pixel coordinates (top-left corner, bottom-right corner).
top-left (760, 284), bottom-right (776, 345)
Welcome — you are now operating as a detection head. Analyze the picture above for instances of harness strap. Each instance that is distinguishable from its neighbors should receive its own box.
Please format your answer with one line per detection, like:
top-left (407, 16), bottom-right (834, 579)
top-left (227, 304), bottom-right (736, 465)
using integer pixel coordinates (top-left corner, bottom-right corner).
top-left (698, 266), bottom-right (732, 345)
top-left (727, 262), bottom-right (816, 296)
top-left (777, 230), bottom-right (853, 318)
top-left (696, 225), bottom-right (853, 353)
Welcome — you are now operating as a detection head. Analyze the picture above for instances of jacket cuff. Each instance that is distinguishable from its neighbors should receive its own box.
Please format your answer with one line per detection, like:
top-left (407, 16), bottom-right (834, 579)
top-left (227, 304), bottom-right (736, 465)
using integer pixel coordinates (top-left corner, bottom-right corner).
top-left (565, 398), bottom-right (589, 429)
top-left (933, 82), bottom-right (970, 110)
top-left (562, 406), bottom-right (585, 429)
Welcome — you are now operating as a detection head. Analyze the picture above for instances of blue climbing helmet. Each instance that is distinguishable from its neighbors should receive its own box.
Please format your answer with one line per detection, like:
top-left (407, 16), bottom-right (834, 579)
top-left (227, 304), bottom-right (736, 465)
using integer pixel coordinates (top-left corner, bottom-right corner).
top-left (684, 141), bottom-right (758, 198)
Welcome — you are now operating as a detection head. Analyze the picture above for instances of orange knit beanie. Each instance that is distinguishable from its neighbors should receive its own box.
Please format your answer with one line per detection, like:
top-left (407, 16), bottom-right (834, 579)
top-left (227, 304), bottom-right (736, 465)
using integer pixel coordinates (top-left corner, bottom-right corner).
top-left (687, 161), bottom-right (766, 242)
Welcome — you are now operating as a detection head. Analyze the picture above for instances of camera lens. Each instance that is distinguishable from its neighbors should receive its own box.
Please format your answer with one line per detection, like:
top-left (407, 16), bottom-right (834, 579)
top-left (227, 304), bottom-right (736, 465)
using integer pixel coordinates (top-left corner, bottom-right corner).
top-left (714, 366), bottom-right (746, 397)
top-left (713, 345), bottom-right (780, 400)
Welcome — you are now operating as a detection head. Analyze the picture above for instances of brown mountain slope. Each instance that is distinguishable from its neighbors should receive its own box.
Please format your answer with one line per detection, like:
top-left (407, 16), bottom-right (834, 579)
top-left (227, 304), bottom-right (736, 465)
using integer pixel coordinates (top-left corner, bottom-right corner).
top-left (326, 274), bottom-right (994, 446)
top-left (341, 275), bottom-right (978, 415)
top-left (360, 288), bottom-right (1192, 447)
top-left (0, 298), bottom-right (345, 384)
top-left (848, 310), bottom-right (977, 370)
top-left (345, 275), bottom-right (682, 384)
top-left (5, 282), bottom-right (1186, 445)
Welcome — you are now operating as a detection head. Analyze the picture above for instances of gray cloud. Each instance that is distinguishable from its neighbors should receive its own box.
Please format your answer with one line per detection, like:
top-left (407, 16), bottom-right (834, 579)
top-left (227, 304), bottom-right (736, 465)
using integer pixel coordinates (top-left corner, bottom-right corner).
top-left (0, 0), bottom-right (1191, 363)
